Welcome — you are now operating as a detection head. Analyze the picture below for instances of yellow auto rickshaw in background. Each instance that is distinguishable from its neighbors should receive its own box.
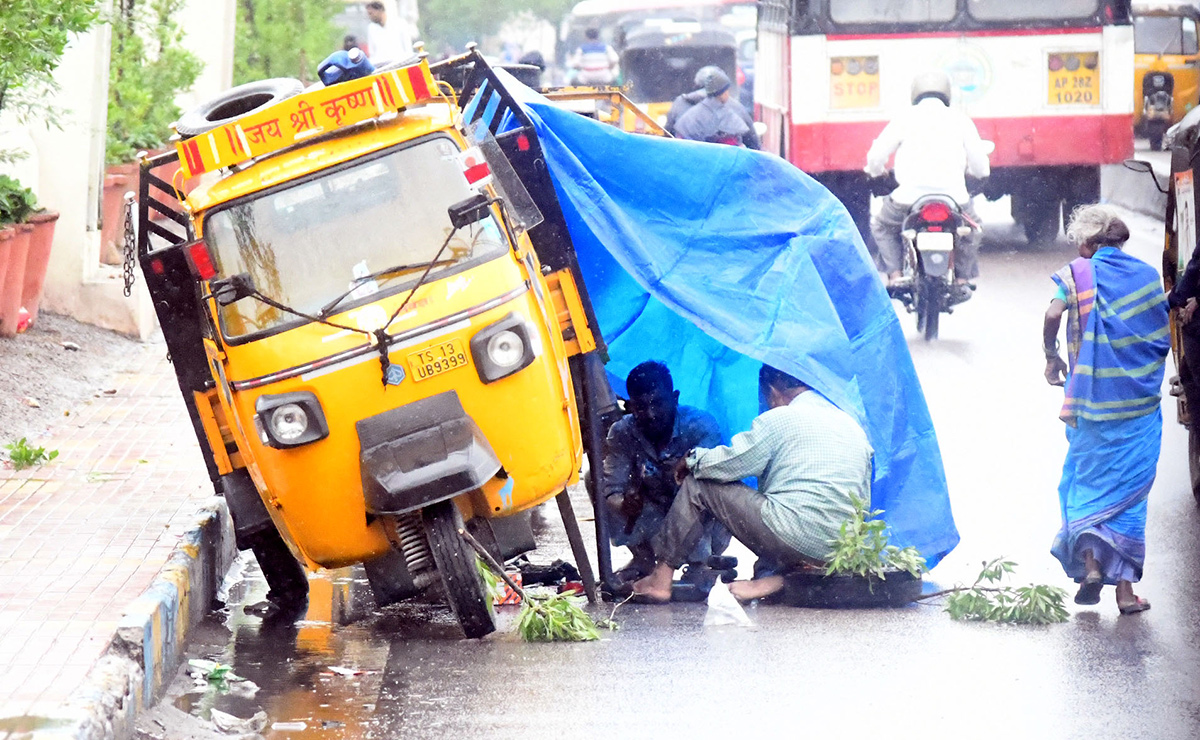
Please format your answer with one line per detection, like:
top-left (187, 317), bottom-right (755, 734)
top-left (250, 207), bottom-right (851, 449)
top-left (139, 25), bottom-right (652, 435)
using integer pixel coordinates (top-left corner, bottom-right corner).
top-left (130, 50), bottom-right (620, 638)
top-left (615, 16), bottom-right (738, 126)
top-left (1134, 2), bottom-right (1200, 149)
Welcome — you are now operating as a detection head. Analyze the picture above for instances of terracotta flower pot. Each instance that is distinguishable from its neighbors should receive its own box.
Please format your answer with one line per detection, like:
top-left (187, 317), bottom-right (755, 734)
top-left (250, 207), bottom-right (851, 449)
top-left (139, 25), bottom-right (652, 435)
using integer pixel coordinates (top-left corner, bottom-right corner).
top-left (0, 227), bottom-right (14, 313)
top-left (0, 223), bottom-right (34, 337)
top-left (21, 211), bottom-right (59, 327)
top-left (101, 162), bottom-right (138, 266)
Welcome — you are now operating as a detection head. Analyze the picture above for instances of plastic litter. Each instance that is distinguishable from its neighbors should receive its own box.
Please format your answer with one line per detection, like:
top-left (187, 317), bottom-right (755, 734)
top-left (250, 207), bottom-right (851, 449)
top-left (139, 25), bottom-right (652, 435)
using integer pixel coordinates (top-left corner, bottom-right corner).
top-left (210, 708), bottom-right (268, 734)
top-left (703, 579), bottom-right (753, 628)
top-left (271, 721), bottom-right (308, 731)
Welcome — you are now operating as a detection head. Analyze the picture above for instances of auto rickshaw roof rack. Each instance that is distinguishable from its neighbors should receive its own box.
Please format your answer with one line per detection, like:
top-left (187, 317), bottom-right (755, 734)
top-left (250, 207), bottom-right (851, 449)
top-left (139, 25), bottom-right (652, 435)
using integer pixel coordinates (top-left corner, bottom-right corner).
top-left (173, 58), bottom-right (443, 180)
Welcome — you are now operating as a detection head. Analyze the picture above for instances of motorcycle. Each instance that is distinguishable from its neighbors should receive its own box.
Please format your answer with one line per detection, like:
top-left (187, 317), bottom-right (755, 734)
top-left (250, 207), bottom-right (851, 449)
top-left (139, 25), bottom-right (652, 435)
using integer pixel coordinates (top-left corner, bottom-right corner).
top-left (890, 194), bottom-right (978, 341)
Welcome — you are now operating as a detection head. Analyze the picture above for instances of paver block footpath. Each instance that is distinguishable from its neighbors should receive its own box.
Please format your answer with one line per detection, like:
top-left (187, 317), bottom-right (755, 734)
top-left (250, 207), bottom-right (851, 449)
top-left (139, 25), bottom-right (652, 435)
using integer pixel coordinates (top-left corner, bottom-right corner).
top-left (0, 344), bottom-right (237, 740)
top-left (47, 501), bottom-right (236, 740)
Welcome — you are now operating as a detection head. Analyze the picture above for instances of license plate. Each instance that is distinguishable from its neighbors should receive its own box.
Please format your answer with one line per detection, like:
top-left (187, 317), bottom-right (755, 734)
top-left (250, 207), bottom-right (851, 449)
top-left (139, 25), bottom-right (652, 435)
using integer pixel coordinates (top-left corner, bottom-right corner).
top-left (1047, 52), bottom-right (1099, 106)
top-left (916, 231), bottom-right (955, 252)
top-left (407, 338), bottom-right (469, 382)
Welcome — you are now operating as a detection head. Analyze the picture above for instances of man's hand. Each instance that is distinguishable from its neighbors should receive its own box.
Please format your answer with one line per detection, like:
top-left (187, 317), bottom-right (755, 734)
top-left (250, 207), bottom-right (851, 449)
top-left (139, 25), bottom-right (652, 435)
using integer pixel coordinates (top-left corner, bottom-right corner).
top-left (1045, 355), bottom-right (1068, 386)
top-left (673, 456), bottom-right (690, 484)
top-left (607, 492), bottom-right (644, 524)
top-left (1182, 298), bottom-right (1198, 325)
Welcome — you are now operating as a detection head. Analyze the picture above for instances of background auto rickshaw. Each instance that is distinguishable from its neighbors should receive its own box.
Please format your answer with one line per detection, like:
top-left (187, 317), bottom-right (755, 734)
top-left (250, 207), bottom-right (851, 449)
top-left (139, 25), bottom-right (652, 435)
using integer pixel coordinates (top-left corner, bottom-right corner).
top-left (1134, 2), bottom-right (1200, 149)
top-left (615, 17), bottom-right (738, 124)
top-left (131, 52), bottom-right (620, 638)
top-left (1136, 108), bottom-right (1200, 503)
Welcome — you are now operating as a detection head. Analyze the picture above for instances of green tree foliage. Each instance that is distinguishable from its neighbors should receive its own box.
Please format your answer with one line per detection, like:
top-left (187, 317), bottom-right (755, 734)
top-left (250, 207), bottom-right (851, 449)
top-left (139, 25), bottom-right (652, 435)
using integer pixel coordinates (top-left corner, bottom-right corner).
top-left (0, 0), bottom-right (102, 162)
top-left (107, 0), bottom-right (205, 164)
top-left (234, 0), bottom-right (341, 86)
top-left (421, 0), bottom-right (574, 53)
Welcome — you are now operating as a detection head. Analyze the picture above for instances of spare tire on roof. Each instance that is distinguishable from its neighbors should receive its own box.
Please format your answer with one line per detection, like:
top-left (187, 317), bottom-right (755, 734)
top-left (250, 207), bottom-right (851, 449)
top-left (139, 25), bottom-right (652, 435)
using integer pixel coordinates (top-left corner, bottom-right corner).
top-left (174, 78), bottom-right (305, 138)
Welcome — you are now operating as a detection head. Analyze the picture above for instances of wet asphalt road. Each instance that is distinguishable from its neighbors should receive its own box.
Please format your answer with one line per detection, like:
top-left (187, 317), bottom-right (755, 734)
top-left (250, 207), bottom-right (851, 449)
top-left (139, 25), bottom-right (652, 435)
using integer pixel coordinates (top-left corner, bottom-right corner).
top-left (150, 202), bottom-right (1200, 740)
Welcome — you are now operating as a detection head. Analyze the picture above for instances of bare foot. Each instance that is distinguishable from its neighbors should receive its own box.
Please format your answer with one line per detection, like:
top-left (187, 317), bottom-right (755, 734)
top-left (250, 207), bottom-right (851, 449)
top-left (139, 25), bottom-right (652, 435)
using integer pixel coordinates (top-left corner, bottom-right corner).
top-left (632, 563), bottom-right (674, 603)
top-left (727, 575), bottom-right (785, 603)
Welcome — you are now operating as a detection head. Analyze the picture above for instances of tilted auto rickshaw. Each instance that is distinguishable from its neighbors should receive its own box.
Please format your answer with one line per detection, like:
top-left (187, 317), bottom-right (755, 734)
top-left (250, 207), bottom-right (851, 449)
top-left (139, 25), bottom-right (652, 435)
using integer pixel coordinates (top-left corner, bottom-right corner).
top-left (127, 50), bottom-right (625, 638)
top-left (1134, 2), bottom-right (1200, 150)
top-left (615, 17), bottom-right (738, 126)
top-left (1132, 108), bottom-right (1200, 503)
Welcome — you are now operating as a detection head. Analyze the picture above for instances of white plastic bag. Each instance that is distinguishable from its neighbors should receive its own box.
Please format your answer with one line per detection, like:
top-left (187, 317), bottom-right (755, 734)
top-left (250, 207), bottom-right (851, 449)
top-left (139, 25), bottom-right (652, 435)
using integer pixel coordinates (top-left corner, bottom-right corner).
top-left (703, 579), bottom-right (753, 628)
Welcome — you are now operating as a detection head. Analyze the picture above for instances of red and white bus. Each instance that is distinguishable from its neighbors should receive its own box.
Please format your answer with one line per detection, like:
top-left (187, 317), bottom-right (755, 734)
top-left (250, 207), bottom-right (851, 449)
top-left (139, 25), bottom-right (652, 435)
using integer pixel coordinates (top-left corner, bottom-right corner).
top-left (756, 0), bottom-right (1135, 244)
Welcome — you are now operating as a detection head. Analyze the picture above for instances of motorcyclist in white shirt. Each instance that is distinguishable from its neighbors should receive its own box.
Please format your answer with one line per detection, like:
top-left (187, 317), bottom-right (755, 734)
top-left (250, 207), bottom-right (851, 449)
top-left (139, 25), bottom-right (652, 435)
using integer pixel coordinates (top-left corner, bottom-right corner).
top-left (866, 70), bottom-right (991, 297)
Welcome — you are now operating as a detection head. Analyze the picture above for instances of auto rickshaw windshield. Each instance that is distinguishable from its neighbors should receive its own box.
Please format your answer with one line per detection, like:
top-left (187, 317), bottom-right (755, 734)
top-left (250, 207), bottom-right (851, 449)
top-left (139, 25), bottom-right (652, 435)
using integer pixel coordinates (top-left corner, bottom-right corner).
top-left (1135, 14), bottom-right (1200, 55)
top-left (203, 135), bottom-right (507, 340)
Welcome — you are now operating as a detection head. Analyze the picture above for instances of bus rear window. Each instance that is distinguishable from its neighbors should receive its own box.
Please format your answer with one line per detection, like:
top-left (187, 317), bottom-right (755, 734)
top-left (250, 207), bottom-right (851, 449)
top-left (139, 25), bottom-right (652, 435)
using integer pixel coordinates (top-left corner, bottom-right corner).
top-left (967, 0), bottom-right (1100, 21)
top-left (829, 0), bottom-right (956, 24)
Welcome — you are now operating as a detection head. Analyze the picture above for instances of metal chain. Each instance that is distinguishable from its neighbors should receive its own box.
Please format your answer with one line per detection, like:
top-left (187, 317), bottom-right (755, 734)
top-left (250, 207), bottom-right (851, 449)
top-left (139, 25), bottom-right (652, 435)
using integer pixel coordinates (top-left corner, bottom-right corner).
top-left (122, 194), bottom-right (136, 297)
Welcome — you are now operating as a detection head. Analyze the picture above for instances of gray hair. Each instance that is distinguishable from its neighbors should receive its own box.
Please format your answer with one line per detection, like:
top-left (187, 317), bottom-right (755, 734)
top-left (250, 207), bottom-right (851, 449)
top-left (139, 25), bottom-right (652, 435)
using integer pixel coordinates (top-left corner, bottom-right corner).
top-left (1065, 204), bottom-right (1130, 248)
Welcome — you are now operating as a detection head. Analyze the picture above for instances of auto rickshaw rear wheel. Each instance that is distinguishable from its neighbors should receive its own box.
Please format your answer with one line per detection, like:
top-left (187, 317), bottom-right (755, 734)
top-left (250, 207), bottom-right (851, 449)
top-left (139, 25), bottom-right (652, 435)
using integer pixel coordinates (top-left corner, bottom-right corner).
top-left (422, 500), bottom-right (496, 639)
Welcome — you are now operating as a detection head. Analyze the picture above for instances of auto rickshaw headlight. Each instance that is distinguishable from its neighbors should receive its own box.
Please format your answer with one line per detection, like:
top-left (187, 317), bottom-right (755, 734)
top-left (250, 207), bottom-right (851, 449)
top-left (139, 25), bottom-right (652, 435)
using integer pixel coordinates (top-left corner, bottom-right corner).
top-left (487, 331), bottom-right (525, 368)
top-left (254, 391), bottom-right (329, 448)
top-left (470, 312), bottom-right (539, 383)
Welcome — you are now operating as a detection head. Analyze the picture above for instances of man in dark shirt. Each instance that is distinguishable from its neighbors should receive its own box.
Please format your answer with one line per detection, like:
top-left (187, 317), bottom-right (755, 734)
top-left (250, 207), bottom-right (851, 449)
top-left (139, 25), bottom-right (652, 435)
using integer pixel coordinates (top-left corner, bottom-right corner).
top-left (603, 361), bottom-right (728, 584)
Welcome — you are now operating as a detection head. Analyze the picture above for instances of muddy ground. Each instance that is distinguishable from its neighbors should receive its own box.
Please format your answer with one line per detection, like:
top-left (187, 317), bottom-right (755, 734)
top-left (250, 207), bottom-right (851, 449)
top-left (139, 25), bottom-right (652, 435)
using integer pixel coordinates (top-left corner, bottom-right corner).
top-left (0, 312), bottom-right (143, 450)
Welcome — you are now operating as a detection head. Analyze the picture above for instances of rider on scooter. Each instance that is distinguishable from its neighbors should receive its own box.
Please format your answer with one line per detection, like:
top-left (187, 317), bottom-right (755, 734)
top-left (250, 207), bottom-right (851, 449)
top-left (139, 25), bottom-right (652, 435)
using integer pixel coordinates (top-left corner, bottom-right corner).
top-left (865, 69), bottom-right (991, 298)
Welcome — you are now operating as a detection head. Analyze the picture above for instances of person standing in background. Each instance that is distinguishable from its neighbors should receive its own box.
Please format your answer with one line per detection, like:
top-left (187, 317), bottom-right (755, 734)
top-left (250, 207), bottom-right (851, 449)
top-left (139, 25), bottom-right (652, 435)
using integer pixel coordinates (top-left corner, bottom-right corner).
top-left (365, 1), bottom-right (412, 67)
top-left (569, 28), bottom-right (618, 85)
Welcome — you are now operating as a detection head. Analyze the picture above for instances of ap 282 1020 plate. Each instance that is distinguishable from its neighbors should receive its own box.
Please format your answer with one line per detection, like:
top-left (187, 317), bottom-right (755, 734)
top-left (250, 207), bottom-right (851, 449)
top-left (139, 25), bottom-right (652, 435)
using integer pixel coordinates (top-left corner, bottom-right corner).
top-left (407, 338), bottom-right (469, 382)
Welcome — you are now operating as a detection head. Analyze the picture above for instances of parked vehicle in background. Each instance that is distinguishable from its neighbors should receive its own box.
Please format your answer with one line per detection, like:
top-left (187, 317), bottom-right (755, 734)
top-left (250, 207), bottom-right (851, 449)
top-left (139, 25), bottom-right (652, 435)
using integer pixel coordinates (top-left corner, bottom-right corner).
top-left (620, 18), bottom-right (739, 124)
top-left (558, 0), bottom-right (755, 79)
top-left (1133, 2), bottom-right (1200, 150)
top-left (757, 0), bottom-right (1135, 246)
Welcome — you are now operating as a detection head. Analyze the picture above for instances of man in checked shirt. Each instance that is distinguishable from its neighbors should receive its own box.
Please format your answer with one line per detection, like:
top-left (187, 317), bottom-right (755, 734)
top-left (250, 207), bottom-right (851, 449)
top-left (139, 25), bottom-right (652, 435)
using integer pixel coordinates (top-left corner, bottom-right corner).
top-left (634, 365), bottom-right (874, 603)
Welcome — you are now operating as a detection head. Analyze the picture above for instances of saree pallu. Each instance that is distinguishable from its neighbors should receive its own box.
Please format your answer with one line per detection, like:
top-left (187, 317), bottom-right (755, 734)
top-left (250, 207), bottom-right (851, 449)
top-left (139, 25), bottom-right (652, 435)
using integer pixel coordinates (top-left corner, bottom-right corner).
top-left (1050, 248), bottom-right (1169, 583)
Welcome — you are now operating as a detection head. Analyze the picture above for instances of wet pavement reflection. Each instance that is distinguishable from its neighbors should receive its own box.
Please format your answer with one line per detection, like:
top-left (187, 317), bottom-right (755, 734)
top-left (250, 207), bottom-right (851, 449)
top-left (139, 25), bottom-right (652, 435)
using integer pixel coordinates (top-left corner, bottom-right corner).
top-left (149, 204), bottom-right (1200, 739)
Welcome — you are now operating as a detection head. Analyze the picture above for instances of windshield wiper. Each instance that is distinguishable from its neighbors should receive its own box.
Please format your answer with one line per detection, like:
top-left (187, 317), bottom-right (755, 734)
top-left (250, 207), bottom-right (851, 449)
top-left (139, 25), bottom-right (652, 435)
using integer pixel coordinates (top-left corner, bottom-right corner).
top-left (317, 260), bottom-right (456, 318)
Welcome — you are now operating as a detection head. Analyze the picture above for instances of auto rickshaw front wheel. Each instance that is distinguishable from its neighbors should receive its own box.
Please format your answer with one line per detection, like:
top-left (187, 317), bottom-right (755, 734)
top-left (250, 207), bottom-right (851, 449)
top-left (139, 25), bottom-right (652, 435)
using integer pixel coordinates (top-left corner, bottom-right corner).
top-left (423, 500), bottom-right (497, 639)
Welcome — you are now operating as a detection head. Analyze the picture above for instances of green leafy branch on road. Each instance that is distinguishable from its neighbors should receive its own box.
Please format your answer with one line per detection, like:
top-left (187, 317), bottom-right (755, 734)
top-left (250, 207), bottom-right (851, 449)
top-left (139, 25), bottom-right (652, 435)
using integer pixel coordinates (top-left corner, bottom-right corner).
top-left (826, 494), bottom-right (927, 582)
top-left (466, 529), bottom-right (606, 642)
top-left (918, 557), bottom-right (1070, 625)
top-left (4, 437), bottom-right (58, 471)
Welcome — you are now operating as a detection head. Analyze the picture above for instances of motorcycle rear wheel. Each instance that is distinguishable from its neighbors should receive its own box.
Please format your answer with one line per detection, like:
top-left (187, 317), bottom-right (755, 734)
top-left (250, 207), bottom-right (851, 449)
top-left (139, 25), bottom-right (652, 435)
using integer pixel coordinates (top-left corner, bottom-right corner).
top-left (919, 280), bottom-right (940, 341)
top-left (424, 500), bottom-right (496, 639)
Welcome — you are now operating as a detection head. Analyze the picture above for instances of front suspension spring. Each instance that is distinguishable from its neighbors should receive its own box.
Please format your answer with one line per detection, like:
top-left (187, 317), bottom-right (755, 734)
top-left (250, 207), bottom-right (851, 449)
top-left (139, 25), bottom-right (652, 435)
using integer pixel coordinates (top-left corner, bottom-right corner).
top-left (390, 511), bottom-right (434, 574)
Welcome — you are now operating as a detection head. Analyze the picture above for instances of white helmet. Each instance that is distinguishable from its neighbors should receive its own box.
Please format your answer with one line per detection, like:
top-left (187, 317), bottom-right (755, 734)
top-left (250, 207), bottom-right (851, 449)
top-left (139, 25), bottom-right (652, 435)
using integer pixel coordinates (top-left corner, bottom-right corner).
top-left (911, 69), bottom-right (952, 106)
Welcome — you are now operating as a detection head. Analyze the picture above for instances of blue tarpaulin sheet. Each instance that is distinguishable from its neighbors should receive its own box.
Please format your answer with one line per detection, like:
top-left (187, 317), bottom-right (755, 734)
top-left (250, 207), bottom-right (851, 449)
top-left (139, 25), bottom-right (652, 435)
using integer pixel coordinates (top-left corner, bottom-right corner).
top-left (477, 75), bottom-right (959, 566)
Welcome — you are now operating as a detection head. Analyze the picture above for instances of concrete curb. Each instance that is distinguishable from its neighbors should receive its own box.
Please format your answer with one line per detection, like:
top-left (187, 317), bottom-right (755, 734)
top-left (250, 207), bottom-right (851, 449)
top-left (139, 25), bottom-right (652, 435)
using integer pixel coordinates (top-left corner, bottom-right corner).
top-left (33, 499), bottom-right (237, 740)
top-left (1103, 162), bottom-right (1169, 218)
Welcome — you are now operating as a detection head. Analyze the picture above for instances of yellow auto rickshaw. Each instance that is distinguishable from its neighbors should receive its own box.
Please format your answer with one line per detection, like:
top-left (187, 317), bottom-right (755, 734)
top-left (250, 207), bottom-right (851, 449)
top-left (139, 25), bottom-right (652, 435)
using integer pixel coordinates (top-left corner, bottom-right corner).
top-left (1134, 2), bottom-right (1200, 150)
top-left (129, 50), bottom-right (619, 638)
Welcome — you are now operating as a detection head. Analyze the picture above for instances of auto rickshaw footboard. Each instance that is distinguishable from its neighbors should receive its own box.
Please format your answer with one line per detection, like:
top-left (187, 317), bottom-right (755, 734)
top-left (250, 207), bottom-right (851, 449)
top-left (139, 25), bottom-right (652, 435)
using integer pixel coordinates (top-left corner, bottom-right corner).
top-left (357, 391), bottom-right (502, 515)
top-left (220, 469), bottom-right (276, 550)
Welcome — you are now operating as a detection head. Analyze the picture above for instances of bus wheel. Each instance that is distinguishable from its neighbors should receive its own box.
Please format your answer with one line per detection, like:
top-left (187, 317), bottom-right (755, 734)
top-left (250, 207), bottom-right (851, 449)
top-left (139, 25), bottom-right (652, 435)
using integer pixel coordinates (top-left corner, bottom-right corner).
top-left (423, 500), bottom-right (496, 639)
top-left (1022, 203), bottom-right (1060, 245)
top-left (1190, 426), bottom-right (1200, 506)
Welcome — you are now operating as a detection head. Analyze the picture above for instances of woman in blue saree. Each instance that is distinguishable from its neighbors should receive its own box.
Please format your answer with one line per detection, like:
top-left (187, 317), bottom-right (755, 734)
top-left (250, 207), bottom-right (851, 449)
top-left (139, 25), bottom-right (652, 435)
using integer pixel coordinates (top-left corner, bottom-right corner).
top-left (1043, 205), bottom-right (1170, 615)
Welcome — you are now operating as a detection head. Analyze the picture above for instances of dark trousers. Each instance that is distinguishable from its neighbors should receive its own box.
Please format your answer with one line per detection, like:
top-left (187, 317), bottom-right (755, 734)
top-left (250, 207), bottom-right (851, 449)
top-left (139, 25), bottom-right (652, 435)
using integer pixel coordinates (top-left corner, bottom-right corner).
top-left (651, 476), bottom-right (818, 575)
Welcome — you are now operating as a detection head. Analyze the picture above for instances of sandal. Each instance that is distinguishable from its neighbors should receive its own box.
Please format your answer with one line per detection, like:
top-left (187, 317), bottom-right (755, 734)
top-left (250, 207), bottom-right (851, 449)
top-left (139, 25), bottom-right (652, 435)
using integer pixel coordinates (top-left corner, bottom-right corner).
top-left (1073, 573), bottom-right (1104, 605)
top-left (1118, 596), bottom-right (1151, 615)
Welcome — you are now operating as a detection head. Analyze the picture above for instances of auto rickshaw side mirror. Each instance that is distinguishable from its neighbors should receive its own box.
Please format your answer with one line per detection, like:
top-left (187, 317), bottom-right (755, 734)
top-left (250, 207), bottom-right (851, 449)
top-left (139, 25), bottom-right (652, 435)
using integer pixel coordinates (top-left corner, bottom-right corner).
top-left (211, 272), bottom-right (256, 306)
top-left (448, 193), bottom-right (492, 230)
top-left (1123, 158), bottom-right (1154, 174)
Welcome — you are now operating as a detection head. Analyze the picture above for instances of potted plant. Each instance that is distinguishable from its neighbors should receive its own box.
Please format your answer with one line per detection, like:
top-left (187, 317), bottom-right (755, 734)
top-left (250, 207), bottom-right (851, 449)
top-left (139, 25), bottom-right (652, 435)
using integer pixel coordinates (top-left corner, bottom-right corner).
top-left (0, 175), bottom-right (37, 337)
top-left (101, 0), bottom-right (203, 264)
top-left (780, 495), bottom-right (927, 608)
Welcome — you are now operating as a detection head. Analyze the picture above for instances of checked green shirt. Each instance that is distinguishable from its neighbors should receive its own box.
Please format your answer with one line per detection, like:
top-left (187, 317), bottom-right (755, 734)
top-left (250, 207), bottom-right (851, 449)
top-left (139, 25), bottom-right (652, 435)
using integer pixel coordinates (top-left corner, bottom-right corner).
top-left (687, 391), bottom-right (874, 560)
